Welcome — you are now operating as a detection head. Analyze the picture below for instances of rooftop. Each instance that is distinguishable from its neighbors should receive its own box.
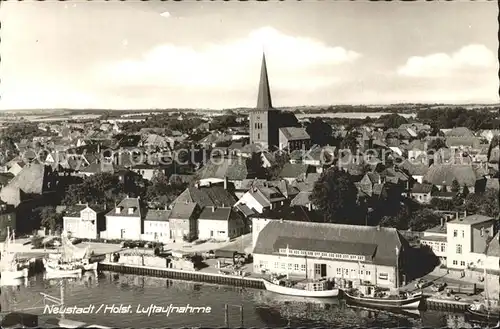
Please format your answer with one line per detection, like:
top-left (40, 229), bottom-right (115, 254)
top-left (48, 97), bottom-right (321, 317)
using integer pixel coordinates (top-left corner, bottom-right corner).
top-left (448, 214), bottom-right (495, 225)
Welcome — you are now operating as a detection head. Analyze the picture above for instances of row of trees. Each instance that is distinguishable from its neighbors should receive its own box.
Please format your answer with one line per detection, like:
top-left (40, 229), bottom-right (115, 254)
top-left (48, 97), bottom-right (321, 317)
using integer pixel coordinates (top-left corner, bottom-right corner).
top-left (309, 167), bottom-right (498, 232)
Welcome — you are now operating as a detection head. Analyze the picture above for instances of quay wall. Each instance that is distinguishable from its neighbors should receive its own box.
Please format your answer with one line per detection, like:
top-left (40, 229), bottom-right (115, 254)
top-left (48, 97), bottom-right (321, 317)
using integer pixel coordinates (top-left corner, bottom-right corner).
top-left (99, 261), bottom-right (265, 290)
top-left (425, 297), bottom-right (470, 312)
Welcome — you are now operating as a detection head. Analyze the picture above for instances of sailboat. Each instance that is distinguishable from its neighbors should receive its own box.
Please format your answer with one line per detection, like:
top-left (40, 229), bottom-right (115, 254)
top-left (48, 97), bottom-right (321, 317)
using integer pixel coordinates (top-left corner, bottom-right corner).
top-left (0, 227), bottom-right (29, 280)
top-left (262, 245), bottom-right (340, 298)
top-left (43, 232), bottom-right (87, 278)
top-left (466, 262), bottom-right (500, 324)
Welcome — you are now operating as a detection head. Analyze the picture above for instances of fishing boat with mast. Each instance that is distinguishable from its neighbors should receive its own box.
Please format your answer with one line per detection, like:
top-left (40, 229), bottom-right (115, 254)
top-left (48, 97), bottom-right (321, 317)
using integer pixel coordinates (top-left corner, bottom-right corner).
top-left (0, 227), bottom-right (29, 280)
top-left (466, 236), bottom-right (500, 325)
top-left (262, 245), bottom-right (340, 298)
top-left (44, 231), bottom-right (99, 273)
top-left (342, 247), bottom-right (424, 310)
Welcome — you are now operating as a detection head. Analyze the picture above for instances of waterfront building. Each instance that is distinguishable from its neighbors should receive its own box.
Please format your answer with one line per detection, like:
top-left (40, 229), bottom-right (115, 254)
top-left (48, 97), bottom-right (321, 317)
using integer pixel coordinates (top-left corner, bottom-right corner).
top-left (104, 197), bottom-right (143, 240)
top-left (168, 202), bottom-right (199, 242)
top-left (252, 219), bottom-right (408, 288)
top-left (197, 206), bottom-right (245, 241)
top-left (143, 209), bottom-right (171, 243)
top-left (63, 204), bottom-right (106, 239)
top-left (421, 214), bottom-right (499, 272)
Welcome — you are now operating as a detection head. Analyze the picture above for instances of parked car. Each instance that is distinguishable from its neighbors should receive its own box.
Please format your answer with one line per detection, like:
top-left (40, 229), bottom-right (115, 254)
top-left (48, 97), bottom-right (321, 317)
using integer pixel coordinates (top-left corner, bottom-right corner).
top-left (415, 279), bottom-right (432, 289)
top-left (431, 281), bottom-right (447, 292)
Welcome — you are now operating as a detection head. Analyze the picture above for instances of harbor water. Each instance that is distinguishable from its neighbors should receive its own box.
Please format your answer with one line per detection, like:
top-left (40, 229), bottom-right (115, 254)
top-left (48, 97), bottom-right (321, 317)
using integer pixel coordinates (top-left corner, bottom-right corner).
top-left (0, 272), bottom-right (482, 328)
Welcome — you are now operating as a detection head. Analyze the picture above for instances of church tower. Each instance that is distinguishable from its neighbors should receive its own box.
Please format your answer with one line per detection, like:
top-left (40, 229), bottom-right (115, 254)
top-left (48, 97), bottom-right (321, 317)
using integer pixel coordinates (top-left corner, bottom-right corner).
top-left (249, 53), bottom-right (279, 150)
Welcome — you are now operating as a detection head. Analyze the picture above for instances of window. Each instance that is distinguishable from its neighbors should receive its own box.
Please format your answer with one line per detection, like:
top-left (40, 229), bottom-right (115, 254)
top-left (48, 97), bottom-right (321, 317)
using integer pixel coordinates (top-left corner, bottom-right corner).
top-left (281, 263), bottom-right (285, 269)
top-left (460, 261), bottom-right (466, 266)
top-left (336, 268), bottom-right (342, 275)
top-left (359, 270), bottom-right (364, 275)
top-left (274, 262), bottom-right (279, 269)
top-left (294, 264), bottom-right (299, 271)
top-left (288, 263), bottom-right (292, 270)
top-left (344, 269), bottom-right (348, 275)
top-left (461, 230), bottom-right (464, 238)
top-left (453, 230), bottom-right (457, 237)
top-left (378, 273), bottom-right (388, 280)
top-left (365, 270), bottom-right (371, 276)
top-left (480, 227), bottom-right (485, 237)
top-left (257, 133), bottom-right (260, 139)
top-left (301, 264), bottom-right (306, 272)
top-left (440, 243), bottom-right (446, 252)
top-left (456, 244), bottom-right (462, 254)
top-left (452, 260), bottom-right (458, 265)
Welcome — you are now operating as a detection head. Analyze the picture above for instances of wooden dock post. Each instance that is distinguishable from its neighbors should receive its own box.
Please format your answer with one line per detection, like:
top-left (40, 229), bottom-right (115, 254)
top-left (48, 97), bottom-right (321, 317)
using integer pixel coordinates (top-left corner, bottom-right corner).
top-left (224, 304), bottom-right (228, 327)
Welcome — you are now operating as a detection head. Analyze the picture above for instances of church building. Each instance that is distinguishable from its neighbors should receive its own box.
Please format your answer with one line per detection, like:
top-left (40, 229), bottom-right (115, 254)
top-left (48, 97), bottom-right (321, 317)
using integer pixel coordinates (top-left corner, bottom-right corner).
top-left (249, 54), bottom-right (303, 151)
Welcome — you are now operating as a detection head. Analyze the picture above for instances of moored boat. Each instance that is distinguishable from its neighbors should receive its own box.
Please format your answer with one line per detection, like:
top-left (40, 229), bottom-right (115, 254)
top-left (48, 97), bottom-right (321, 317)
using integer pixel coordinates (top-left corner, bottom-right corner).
top-left (262, 276), bottom-right (340, 298)
top-left (466, 303), bottom-right (500, 323)
top-left (42, 258), bottom-right (83, 278)
top-left (1, 227), bottom-right (29, 280)
top-left (343, 287), bottom-right (423, 309)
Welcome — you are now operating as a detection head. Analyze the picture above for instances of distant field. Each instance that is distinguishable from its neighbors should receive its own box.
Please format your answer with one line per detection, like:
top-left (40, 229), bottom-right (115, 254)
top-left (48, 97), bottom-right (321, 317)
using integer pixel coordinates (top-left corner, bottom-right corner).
top-left (295, 112), bottom-right (417, 119)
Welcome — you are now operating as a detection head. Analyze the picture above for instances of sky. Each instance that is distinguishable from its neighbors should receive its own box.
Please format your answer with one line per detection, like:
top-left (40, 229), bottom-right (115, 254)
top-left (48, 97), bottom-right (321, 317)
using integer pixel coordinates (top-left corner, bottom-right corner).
top-left (1, 1), bottom-right (498, 110)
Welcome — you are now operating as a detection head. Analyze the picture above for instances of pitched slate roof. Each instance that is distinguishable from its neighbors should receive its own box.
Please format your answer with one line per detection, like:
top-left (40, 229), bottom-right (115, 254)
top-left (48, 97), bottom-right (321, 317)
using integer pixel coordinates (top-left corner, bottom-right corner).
top-left (64, 205), bottom-right (88, 217)
top-left (256, 53), bottom-right (273, 110)
top-left (486, 233), bottom-right (499, 257)
top-left (279, 163), bottom-right (309, 178)
top-left (445, 137), bottom-right (481, 149)
top-left (398, 160), bottom-right (429, 176)
top-left (445, 127), bottom-right (474, 137)
top-left (253, 220), bottom-right (406, 266)
top-left (106, 197), bottom-right (142, 217)
top-left (423, 164), bottom-right (480, 187)
top-left (197, 158), bottom-right (251, 181)
top-left (411, 183), bottom-right (433, 194)
top-left (144, 209), bottom-right (171, 222)
top-left (198, 206), bottom-right (232, 221)
top-left (279, 127), bottom-right (310, 141)
top-left (2, 163), bottom-right (49, 195)
top-left (448, 214), bottom-right (495, 225)
top-left (172, 185), bottom-right (238, 208)
top-left (290, 191), bottom-right (312, 207)
top-left (168, 202), bottom-right (197, 220)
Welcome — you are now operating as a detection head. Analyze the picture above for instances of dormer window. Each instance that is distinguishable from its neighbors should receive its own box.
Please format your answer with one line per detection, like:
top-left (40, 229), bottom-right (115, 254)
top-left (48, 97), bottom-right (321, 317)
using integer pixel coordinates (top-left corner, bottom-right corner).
top-left (115, 207), bottom-right (122, 214)
top-left (128, 207), bottom-right (135, 215)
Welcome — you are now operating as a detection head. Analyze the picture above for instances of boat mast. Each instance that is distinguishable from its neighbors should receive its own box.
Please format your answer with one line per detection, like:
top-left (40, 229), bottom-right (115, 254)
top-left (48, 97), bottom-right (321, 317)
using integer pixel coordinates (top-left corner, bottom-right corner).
top-left (395, 246), bottom-right (399, 289)
top-left (305, 254), bottom-right (308, 280)
top-left (286, 244), bottom-right (289, 280)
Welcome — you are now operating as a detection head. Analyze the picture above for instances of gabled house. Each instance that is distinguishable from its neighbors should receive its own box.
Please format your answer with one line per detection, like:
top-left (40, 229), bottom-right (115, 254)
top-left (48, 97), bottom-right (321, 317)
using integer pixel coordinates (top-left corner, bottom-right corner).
top-left (423, 164), bottom-right (484, 193)
top-left (197, 206), bottom-right (245, 241)
top-left (63, 204), bottom-right (106, 239)
top-left (168, 202), bottom-right (199, 242)
top-left (130, 164), bottom-right (169, 181)
top-left (171, 183), bottom-right (238, 208)
top-left (278, 127), bottom-right (311, 151)
top-left (409, 183), bottom-right (434, 204)
top-left (143, 209), bottom-right (171, 242)
top-left (398, 159), bottom-right (429, 184)
top-left (279, 163), bottom-right (311, 184)
top-left (104, 197), bottom-right (143, 240)
top-left (234, 185), bottom-right (287, 215)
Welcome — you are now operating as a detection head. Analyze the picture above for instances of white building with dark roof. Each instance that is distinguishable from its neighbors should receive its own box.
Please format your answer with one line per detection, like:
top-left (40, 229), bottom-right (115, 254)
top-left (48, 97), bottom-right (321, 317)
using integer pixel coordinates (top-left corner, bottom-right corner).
top-left (252, 220), bottom-right (409, 288)
top-left (278, 127), bottom-right (311, 151)
top-left (143, 209), bottom-right (171, 242)
top-left (104, 197), bottom-right (143, 240)
top-left (63, 204), bottom-right (106, 239)
top-left (197, 206), bottom-right (245, 241)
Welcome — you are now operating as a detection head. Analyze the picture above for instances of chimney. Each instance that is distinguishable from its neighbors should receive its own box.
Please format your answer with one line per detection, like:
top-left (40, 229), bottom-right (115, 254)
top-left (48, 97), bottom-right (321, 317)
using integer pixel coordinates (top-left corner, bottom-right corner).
top-left (456, 212), bottom-right (459, 220)
top-left (464, 210), bottom-right (467, 217)
top-left (440, 217), bottom-right (444, 227)
top-left (212, 206), bottom-right (215, 212)
top-left (224, 176), bottom-right (228, 190)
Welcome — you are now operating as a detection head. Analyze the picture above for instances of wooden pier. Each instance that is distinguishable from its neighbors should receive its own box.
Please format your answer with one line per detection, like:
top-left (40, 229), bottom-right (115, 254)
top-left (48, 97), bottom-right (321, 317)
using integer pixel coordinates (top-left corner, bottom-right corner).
top-left (99, 261), bottom-right (265, 290)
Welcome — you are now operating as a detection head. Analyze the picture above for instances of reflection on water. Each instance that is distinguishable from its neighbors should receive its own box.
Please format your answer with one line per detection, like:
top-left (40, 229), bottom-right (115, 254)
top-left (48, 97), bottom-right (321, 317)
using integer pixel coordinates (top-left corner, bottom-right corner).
top-left (0, 272), bottom-right (475, 328)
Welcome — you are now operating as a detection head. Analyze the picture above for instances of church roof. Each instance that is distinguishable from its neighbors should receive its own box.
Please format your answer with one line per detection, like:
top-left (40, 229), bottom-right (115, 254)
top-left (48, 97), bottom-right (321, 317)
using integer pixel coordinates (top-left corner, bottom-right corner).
top-left (256, 53), bottom-right (273, 110)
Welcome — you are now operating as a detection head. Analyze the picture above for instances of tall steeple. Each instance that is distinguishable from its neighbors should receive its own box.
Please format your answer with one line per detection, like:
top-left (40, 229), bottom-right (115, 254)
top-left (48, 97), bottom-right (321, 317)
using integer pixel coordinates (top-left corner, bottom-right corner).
top-left (256, 53), bottom-right (273, 110)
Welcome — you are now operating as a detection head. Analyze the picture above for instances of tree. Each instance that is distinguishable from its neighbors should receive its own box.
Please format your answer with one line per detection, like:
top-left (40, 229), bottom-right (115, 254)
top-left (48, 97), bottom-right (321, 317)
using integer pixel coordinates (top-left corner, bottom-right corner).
top-left (267, 151), bottom-right (290, 180)
top-left (62, 173), bottom-right (126, 209)
top-left (310, 167), bottom-right (359, 224)
top-left (428, 138), bottom-right (447, 151)
top-left (464, 189), bottom-right (499, 218)
top-left (451, 179), bottom-right (461, 193)
top-left (378, 113), bottom-right (408, 129)
top-left (408, 209), bottom-right (442, 232)
top-left (38, 206), bottom-right (63, 232)
top-left (145, 173), bottom-right (187, 206)
top-left (462, 185), bottom-right (470, 198)
top-left (306, 119), bottom-right (333, 146)
top-left (340, 132), bottom-right (359, 153)
top-left (430, 198), bottom-right (454, 211)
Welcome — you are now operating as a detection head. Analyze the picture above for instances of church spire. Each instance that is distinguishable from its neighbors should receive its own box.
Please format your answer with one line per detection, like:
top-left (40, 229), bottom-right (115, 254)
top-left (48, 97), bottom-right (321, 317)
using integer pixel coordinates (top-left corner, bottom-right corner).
top-left (256, 53), bottom-right (273, 110)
